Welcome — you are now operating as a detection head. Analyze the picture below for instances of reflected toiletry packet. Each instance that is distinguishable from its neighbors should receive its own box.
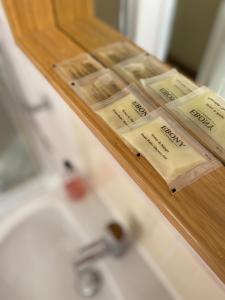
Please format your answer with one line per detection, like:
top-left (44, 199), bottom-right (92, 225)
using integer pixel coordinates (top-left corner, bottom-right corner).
top-left (141, 69), bottom-right (198, 106)
top-left (92, 41), bottom-right (143, 67)
top-left (167, 86), bottom-right (225, 163)
top-left (93, 84), bottom-right (157, 131)
top-left (120, 108), bottom-right (221, 192)
top-left (54, 53), bottom-right (104, 82)
top-left (113, 53), bottom-right (167, 85)
top-left (71, 69), bottom-right (126, 105)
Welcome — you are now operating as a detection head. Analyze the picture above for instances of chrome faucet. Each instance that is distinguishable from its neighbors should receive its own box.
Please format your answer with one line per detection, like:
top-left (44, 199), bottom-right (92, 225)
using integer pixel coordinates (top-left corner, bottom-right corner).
top-left (74, 222), bottom-right (130, 297)
top-left (75, 221), bottom-right (129, 270)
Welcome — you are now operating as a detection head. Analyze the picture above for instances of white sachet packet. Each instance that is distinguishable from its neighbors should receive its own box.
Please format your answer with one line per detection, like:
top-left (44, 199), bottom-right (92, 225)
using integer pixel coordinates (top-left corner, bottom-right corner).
top-left (113, 53), bottom-right (167, 85)
top-left (92, 84), bottom-right (157, 131)
top-left (92, 41), bottom-right (143, 67)
top-left (167, 86), bottom-right (225, 163)
top-left (71, 69), bottom-right (126, 105)
top-left (141, 69), bottom-right (198, 106)
top-left (120, 108), bottom-right (221, 192)
top-left (53, 53), bottom-right (104, 82)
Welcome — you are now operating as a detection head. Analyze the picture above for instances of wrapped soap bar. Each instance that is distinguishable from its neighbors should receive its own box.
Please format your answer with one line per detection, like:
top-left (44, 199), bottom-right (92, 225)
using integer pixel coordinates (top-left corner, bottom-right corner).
top-left (71, 69), bottom-right (126, 105)
top-left (113, 53), bottom-right (167, 85)
top-left (93, 84), bottom-right (157, 131)
top-left (53, 53), bottom-right (104, 82)
top-left (141, 69), bottom-right (198, 106)
top-left (92, 41), bottom-right (143, 67)
top-left (120, 108), bottom-right (221, 192)
top-left (167, 86), bottom-right (225, 163)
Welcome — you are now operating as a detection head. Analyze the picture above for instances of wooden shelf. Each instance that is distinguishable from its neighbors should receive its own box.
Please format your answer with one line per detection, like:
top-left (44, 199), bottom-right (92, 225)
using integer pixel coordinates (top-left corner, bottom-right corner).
top-left (3, 0), bottom-right (225, 284)
top-left (57, 17), bottom-right (124, 50)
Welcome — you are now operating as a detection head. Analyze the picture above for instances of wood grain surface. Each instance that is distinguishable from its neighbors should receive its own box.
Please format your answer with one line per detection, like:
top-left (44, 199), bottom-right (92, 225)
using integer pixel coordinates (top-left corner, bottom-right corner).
top-left (2, 0), bottom-right (225, 284)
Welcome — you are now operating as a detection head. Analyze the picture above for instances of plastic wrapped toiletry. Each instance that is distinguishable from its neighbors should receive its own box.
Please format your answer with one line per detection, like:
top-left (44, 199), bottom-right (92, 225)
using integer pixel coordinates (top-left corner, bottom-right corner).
top-left (113, 53), bottom-right (167, 85)
top-left (141, 69), bottom-right (198, 106)
top-left (71, 69), bottom-right (126, 105)
top-left (53, 53), bottom-right (104, 82)
top-left (120, 108), bottom-right (221, 192)
top-left (92, 41), bottom-right (143, 67)
top-left (92, 84), bottom-right (157, 131)
top-left (167, 86), bottom-right (225, 163)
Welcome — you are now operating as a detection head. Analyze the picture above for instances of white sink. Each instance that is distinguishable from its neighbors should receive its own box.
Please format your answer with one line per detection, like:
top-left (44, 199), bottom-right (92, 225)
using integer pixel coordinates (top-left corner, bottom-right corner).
top-left (0, 189), bottom-right (176, 300)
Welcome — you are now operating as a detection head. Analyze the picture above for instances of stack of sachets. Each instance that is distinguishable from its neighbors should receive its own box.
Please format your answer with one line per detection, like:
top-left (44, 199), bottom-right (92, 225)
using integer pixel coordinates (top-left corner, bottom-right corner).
top-left (53, 41), bottom-right (224, 192)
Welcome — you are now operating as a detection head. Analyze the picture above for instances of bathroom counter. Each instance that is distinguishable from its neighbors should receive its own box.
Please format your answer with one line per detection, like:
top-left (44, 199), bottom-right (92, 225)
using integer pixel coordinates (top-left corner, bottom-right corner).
top-left (3, 0), bottom-right (225, 284)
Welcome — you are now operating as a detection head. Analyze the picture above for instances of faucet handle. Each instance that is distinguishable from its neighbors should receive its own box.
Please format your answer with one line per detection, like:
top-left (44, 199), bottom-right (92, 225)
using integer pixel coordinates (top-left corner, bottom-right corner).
top-left (105, 222), bottom-right (129, 257)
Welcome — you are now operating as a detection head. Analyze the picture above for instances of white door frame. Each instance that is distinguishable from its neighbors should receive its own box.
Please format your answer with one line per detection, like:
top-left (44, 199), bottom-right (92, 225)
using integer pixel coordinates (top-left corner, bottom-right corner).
top-left (197, 0), bottom-right (225, 94)
top-left (121, 0), bottom-right (177, 61)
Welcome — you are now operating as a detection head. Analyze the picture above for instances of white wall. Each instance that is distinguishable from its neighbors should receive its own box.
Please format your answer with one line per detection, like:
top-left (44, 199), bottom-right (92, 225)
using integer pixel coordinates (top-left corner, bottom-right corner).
top-left (0, 5), bottom-right (88, 177)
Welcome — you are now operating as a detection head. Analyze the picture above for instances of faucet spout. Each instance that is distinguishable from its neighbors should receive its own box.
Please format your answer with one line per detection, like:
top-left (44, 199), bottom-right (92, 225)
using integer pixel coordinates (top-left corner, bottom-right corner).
top-left (74, 222), bottom-right (129, 271)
